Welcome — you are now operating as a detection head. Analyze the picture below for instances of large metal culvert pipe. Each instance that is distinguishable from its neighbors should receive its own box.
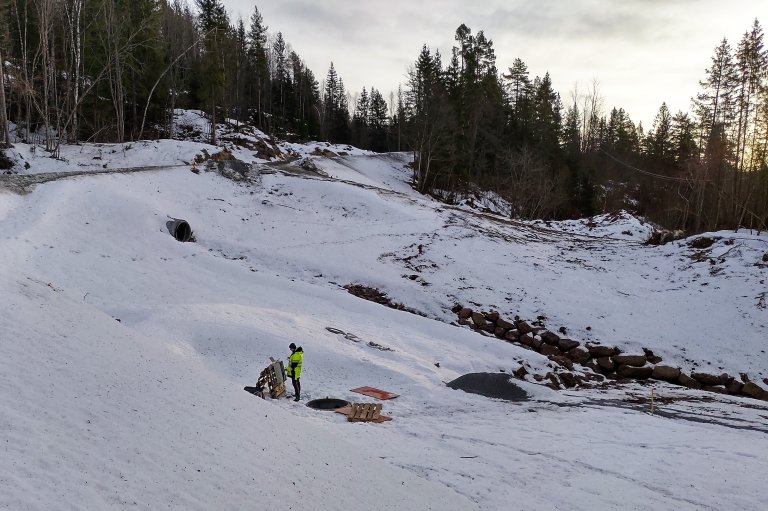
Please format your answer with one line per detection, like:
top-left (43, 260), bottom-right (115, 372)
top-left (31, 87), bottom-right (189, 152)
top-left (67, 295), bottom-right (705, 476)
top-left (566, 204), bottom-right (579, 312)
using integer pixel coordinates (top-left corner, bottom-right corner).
top-left (166, 218), bottom-right (192, 242)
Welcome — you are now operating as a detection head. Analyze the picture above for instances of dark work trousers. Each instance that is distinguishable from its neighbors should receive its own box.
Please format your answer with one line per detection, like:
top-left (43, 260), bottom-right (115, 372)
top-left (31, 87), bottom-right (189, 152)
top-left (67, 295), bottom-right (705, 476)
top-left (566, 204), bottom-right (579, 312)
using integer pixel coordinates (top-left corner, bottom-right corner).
top-left (291, 377), bottom-right (301, 399)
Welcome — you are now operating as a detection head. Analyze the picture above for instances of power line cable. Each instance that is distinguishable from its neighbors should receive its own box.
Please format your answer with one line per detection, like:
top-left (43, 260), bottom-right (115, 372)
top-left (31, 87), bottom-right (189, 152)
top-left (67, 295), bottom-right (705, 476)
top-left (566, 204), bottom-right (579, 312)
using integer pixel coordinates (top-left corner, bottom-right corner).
top-left (599, 148), bottom-right (701, 183)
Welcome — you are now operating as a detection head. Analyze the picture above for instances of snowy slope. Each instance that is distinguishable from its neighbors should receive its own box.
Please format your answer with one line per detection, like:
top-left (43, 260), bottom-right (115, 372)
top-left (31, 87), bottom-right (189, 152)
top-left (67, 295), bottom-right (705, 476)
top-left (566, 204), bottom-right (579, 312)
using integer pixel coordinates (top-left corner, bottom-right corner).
top-left (1, 142), bottom-right (767, 510)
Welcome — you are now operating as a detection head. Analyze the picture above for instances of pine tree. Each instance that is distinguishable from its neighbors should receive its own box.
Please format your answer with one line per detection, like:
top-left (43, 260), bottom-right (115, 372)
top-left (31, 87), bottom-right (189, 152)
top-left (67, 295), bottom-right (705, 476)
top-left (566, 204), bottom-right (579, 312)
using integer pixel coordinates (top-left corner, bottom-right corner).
top-left (693, 38), bottom-right (738, 152)
top-left (503, 58), bottom-right (533, 143)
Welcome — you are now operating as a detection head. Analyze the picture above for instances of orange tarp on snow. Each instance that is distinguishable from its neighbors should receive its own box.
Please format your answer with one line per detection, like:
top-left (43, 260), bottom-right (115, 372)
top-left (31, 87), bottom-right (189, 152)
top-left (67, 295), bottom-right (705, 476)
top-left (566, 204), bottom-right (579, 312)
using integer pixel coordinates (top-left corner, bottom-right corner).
top-left (350, 386), bottom-right (400, 400)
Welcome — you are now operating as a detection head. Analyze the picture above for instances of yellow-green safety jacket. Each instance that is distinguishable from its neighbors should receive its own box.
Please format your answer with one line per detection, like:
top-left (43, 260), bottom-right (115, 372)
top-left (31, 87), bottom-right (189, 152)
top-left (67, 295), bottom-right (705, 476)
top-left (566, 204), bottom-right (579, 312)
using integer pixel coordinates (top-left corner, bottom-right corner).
top-left (286, 347), bottom-right (303, 379)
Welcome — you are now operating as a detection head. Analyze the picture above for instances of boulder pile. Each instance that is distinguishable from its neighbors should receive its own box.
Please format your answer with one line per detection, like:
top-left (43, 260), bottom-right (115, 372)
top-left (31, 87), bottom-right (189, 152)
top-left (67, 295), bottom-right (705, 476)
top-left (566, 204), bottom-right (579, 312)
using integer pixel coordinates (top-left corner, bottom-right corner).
top-left (451, 304), bottom-right (768, 401)
top-left (345, 284), bottom-right (425, 316)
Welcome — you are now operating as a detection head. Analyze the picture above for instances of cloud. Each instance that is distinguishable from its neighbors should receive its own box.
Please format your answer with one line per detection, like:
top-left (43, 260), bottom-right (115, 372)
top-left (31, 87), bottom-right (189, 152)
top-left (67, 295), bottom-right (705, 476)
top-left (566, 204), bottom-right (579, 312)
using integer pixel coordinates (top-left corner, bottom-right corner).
top-left (221, 0), bottom-right (762, 126)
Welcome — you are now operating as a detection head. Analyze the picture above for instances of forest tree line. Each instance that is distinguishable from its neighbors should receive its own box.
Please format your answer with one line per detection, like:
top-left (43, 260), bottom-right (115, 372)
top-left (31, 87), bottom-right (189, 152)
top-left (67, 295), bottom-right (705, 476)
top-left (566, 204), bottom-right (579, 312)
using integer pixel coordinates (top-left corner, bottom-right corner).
top-left (404, 21), bottom-right (768, 233)
top-left (0, 1), bottom-right (766, 232)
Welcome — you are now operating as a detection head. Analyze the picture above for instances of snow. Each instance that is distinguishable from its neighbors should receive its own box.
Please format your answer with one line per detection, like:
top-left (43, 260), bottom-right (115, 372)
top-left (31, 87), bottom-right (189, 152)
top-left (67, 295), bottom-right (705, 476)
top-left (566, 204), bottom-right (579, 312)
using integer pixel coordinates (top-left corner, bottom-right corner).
top-left (1, 134), bottom-right (767, 510)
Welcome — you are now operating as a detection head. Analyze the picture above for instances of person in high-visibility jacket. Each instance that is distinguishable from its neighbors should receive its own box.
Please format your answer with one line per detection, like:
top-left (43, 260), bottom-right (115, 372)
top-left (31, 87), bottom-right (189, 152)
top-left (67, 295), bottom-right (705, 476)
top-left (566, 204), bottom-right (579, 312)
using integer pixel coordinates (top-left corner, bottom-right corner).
top-left (286, 343), bottom-right (303, 401)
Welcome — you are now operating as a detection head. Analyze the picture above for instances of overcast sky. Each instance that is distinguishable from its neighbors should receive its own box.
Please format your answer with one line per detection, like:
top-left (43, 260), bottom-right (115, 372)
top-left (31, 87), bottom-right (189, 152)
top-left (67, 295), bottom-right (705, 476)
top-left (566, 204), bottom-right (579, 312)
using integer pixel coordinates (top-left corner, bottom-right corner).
top-left (221, 1), bottom-right (763, 128)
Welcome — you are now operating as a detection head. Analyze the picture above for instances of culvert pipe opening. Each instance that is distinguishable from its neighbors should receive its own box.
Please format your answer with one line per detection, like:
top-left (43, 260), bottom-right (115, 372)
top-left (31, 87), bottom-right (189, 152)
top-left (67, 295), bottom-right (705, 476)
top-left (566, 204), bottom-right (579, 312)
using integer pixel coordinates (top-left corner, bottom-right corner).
top-left (306, 398), bottom-right (350, 410)
top-left (166, 219), bottom-right (192, 242)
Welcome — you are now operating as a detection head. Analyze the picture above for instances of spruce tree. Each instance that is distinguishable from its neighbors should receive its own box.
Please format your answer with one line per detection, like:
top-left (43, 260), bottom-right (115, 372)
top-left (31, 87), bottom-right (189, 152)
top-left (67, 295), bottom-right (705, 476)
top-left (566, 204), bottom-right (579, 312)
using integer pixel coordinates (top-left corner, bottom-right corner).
top-left (352, 87), bottom-right (369, 148)
top-left (322, 63), bottom-right (349, 143)
top-left (369, 88), bottom-right (389, 152)
top-left (247, 5), bottom-right (269, 129)
top-left (645, 103), bottom-right (675, 169)
top-left (196, 0), bottom-right (230, 144)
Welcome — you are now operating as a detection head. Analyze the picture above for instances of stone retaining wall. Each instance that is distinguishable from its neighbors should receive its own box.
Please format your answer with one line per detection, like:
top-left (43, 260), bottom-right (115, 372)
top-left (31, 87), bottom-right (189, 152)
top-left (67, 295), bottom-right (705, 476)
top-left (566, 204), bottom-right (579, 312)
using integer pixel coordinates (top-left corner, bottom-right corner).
top-left (451, 304), bottom-right (768, 401)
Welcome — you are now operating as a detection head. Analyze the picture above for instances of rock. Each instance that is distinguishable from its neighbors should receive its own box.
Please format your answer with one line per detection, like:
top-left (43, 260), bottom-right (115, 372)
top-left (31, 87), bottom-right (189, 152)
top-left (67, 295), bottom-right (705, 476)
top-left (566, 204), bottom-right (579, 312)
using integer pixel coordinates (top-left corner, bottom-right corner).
top-left (540, 344), bottom-right (562, 357)
top-left (457, 318), bottom-right (471, 326)
top-left (678, 373), bottom-right (702, 389)
top-left (311, 147), bottom-right (338, 157)
top-left (530, 336), bottom-right (544, 350)
top-left (567, 347), bottom-right (591, 365)
top-left (726, 380), bottom-right (744, 395)
top-left (587, 344), bottom-right (617, 358)
top-left (484, 311), bottom-right (500, 322)
top-left (533, 374), bottom-right (545, 382)
top-left (517, 320), bottom-right (533, 335)
top-left (457, 307), bottom-right (473, 319)
top-left (643, 348), bottom-right (663, 364)
top-left (596, 357), bottom-right (615, 372)
top-left (470, 312), bottom-right (487, 328)
top-left (763, 377), bottom-right (768, 386)
top-left (513, 366), bottom-right (528, 379)
top-left (742, 382), bottom-right (768, 401)
top-left (548, 355), bottom-right (574, 371)
top-left (558, 372), bottom-right (580, 388)
top-left (584, 361), bottom-right (600, 373)
top-left (451, 304), bottom-right (464, 314)
top-left (702, 385), bottom-right (727, 394)
top-left (652, 365), bottom-right (681, 382)
top-left (691, 372), bottom-right (732, 386)
top-left (545, 372), bottom-right (561, 390)
top-left (558, 338), bottom-right (580, 352)
top-left (616, 365), bottom-right (653, 379)
top-left (505, 329), bottom-right (520, 342)
top-left (517, 332), bottom-right (533, 346)
top-left (646, 230), bottom-right (675, 245)
top-left (540, 331), bottom-right (561, 345)
top-left (690, 236), bottom-right (715, 249)
top-left (494, 327), bottom-right (508, 338)
top-left (480, 322), bottom-right (496, 334)
top-left (583, 372), bottom-right (605, 382)
top-left (496, 318), bottom-right (516, 330)
top-left (763, 253), bottom-right (768, 263)
top-left (612, 354), bottom-right (647, 367)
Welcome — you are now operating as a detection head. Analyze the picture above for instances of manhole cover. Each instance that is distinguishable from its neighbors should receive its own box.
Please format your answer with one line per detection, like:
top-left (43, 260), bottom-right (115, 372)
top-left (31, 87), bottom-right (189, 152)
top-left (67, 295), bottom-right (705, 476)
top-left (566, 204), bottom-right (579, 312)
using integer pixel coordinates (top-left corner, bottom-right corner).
top-left (306, 398), bottom-right (350, 410)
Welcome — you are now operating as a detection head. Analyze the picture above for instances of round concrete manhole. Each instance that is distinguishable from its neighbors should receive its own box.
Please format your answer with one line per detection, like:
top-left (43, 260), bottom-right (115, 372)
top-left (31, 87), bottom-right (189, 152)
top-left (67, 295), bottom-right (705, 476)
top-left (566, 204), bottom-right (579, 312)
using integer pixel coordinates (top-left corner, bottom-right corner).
top-left (306, 398), bottom-right (350, 410)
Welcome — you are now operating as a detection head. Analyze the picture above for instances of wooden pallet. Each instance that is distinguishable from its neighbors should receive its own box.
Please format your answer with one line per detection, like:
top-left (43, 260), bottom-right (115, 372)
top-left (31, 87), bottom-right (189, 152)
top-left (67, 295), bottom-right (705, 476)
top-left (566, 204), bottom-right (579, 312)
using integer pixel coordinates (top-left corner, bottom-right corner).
top-left (347, 403), bottom-right (383, 422)
top-left (252, 360), bottom-right (286, 399)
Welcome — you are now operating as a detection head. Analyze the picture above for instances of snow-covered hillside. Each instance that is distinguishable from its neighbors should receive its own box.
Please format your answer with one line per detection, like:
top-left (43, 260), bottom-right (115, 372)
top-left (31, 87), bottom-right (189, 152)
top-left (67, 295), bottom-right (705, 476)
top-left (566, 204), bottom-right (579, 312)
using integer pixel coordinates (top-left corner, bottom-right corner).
top-left (1, 135), bottom-right (767, 510)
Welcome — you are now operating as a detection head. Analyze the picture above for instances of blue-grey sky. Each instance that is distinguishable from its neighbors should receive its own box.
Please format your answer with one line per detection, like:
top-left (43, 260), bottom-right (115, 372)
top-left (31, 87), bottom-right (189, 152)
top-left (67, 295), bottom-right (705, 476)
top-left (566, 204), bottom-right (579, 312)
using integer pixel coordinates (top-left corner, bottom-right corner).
top-left (221, 0), bottom-right (764, 127)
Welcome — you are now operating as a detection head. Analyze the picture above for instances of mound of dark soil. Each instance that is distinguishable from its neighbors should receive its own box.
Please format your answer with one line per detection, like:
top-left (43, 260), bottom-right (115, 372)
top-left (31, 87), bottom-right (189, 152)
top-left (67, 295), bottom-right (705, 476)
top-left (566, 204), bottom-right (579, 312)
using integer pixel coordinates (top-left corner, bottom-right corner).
top-left (447, 372), bottom-right (529, 401)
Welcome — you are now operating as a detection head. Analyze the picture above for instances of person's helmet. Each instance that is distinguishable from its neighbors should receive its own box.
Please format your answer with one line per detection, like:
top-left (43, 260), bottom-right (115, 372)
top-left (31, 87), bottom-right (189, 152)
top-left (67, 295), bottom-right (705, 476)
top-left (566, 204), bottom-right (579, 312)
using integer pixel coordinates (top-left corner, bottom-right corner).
top-left (289, 343), bottom-right (297, 350)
